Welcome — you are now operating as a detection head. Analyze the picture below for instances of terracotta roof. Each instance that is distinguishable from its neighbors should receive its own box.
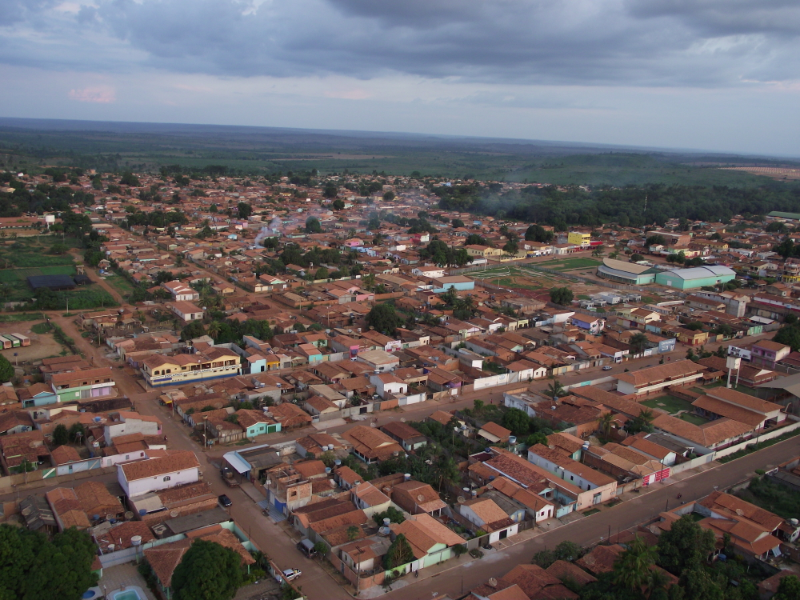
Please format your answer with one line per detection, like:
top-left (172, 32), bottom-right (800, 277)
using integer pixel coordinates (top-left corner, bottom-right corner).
top-left (480, 421), bottom-right (512, 441)
top-left (616, 360), bottom-right (703, 388)
top-left (120, 450), bottom-right (199, 481)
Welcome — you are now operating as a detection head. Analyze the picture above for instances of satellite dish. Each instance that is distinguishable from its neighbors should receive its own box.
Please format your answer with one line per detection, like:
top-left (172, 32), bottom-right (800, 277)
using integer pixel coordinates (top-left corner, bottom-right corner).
top-left (106, 514), bottom-right (113, 522)
top-left (170, 511), bottom-right (179, 518)
top-left (400, 417), bottom-right (406, 423)
top-left (417, 494), bottom-right (425, 502)
top-left (369, 422), bottom-right (376, 428)
top-left (124, 511), bottom-right (134, 520)
top-left (489, 578), bottom-right (498, 588)
top-left (457, 496), bottom-right (465, 504)
top-left (216, 424), bottom-right (223, 431)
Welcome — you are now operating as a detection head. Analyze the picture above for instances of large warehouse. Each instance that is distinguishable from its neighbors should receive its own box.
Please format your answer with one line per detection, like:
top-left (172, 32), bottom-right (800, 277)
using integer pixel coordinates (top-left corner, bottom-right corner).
top-left (597, 258), bottom-right (736, 290)
top-left (597, 258), bottom-right (658, 285)
top-left (654, 266), bottom-right (736, 290)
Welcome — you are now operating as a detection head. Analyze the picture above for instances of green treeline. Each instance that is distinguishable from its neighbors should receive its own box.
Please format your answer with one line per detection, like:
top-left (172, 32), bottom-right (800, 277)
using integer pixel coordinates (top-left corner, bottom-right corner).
top-left (435, 182), bottom-right (800, 227)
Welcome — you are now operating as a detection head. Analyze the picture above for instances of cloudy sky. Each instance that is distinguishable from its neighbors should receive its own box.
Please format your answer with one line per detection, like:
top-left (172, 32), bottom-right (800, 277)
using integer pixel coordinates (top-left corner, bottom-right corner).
top-left (2, 0), bottom-right (800, 156)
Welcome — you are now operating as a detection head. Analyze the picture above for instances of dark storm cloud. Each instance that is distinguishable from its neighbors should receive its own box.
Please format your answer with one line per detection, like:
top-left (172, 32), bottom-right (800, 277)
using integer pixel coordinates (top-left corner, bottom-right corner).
top-left (2, 0), bottom-right (800, 86)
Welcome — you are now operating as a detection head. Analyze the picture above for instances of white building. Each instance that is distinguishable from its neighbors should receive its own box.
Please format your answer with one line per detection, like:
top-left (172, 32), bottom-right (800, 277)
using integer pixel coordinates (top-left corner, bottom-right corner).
top-left (370, 373), bottom-right (408, 399)
top-left (117, 451), bottom-right (200, 498)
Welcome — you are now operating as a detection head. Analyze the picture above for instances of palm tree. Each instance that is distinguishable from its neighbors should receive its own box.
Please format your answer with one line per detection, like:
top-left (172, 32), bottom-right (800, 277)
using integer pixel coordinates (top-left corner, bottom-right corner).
top-left (613, 534), bottom-right (658, 592)
top-left (598, 412), bottom-right (614, 438)
top-left (645, 567), bottom-right (671, 599)
top-left (545, 379), bottom-right (566, 400)
top-left (629, 332), bottom-right (649, 356)
top-left (207, 321), bottom-right (221, 339)
top-left (592, 246), bottom-right (605, 258)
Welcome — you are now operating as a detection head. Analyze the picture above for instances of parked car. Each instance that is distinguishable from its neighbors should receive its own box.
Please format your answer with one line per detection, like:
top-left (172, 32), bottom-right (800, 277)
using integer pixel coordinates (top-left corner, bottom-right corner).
top-left (218, 494), bottom-right (232, 507)
top-left (602, 365), bottom-right (613, 371)
top-left (282, 568), bottom-right (301, 581)
top-left (297, 539), bottom-right (317, 558)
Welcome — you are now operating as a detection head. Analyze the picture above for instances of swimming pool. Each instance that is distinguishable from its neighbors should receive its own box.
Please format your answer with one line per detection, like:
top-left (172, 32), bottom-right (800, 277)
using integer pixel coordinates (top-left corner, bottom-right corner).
top-left (107, 586), bottom-right (145, 600)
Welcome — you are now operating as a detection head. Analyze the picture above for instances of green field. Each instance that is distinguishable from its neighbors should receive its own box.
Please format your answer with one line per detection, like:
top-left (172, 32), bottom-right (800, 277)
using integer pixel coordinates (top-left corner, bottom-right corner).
top-left (641, 395), bottom-right (693, 415)
top-left (0, 312), bottom-right (45, 322)
top-left (0, 265), bottom-right (76, 302)
top-left (679, 413), bottom-right (708, 426)
top-left (533, 257), bottom-right (601, 271)
top-left (103, 275), bottom-right (134, 297)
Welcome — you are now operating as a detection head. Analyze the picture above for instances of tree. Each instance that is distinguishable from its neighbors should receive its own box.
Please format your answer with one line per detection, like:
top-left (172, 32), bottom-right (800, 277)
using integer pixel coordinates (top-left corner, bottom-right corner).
top-left (119, 172), bottom-right (140, 186)
top-left (679, 568), bottom-right (723, 600)
top-left (0, 525), bottom-right (99, 600)
top-left (382, 191), bottom-right (395, 201)
top-left (332, 199), bottom-right (345, 210)
top-left (237, 202), bottom-right (252, 219)
top-left (545, 379), bottom-right (566, 400)
top-left (550, 287), bottom-right (574, 305)
top-left (452, 218), bottom-right (465, 228)
top-left (0, 355), bottom-right (13, 384)
top-left (532, 549), bottom-right (556, 568)
top-left (631, 253), bottom-right (644, 262)
top-left (774, 575), bottom-right (800, 600)
top-left (525, 432), bottom-right (548, 447)
top-left (207, 321), bottom-right (222, 340)
top-left (553, 540), bottom-right (582, 562)
top-left (347, 526), bottom-right (360, 541)
top-left (502, 408), bottom-right (530, 437)
top-left (657, 515), bottom-right (716, 574)
top-left (314, 266), bottom-right (329, 280)
top-left (52, 424), bottom-right (69, 446)
top-left (365, 303), bottom-right (404, 335)
top-left (323, 182), bottom-right (338, 199)
top-left (68, 423), bottom-right (85, 443)
top-left (613, 535), bottom-right (657, 592)
top-left (628, 332), bottom-right (649, 355)
top-left (305, 217), bottom-right (322, 234)
top-left (645, 234), bottom-right (666, 247)
top-left (172, 539), bottom-right (244, 600)
top-left (598, 412), bottom-right (614, 439)
top-left (525, 224), bottom-right (554, 243)
top-left (766, 221), bottom-right (787, 233)
top-left (592, 246), bottom-right (605, 258)
top-left (503, 238), bottom-right (519, 255)
top-left (628, 408), bottom-right (656, 434)
top-left (774, 323), bottom-right (800, 352)
top-left (383, 534), bottom-right (414, 570)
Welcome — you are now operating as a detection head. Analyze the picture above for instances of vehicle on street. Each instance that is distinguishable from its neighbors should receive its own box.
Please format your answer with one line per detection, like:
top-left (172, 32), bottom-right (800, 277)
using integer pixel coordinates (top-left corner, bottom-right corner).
top-left (218, 494), bottom-right (232, 507)
top-left (297, 539), bottom-right (317, 558)
top-left (602, 365), bottom-right (613, 371)
top-left (282, 568), bottom-right (301, 581)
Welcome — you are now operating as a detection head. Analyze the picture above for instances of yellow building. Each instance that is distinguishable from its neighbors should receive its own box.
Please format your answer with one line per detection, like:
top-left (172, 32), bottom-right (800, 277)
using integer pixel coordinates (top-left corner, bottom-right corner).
top-left (567, 232), bottom-right (591, 247)
top-left (141, 348), bottom-right (241, 387)
top-left (465, 244), bottom-right (504, 258)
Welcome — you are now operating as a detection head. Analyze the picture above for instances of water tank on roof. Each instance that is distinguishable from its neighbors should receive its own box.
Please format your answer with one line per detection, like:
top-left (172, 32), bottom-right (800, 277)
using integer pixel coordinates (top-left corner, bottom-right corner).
top-left (131, 535), bottom-right (142, 546)
top-left (325, 467), bottom-right (331, 474)
top-left (404, 473), bottom-right (411, 481)
top-left (508, 436), bottom-right (516, 446)
top-left (138, 509), bottom-right (147, 517)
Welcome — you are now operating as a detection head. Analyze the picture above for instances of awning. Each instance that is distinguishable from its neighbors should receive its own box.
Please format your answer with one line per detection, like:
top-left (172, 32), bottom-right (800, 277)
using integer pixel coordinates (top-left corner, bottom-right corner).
top-left (223, 451), bottom-right (251, 474)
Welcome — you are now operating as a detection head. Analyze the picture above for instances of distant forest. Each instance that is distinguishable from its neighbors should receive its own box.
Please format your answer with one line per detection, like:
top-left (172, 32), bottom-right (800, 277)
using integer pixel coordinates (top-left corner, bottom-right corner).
top-left (434, 182), bottom-right (800, 228)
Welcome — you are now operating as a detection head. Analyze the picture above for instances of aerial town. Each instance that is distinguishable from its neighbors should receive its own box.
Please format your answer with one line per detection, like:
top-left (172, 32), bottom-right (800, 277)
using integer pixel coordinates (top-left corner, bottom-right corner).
top-left (1, 166), bottom-right (800, 600)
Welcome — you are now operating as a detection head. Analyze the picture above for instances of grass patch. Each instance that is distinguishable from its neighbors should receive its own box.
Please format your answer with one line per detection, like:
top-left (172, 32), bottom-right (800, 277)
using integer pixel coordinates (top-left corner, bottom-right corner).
top-left (736, 476), bottom-right (800, 520)
top-left (679, 413), bottom-right (708, 426)
top-left (641, 395), bottom-right (693, 415)
top-left (718, 427), bottom-right (800, 463)
top-left (103, 275), bottom-right (134, 296)
top-left (535, 257), bottom-right (601, 271)
top-left (0, 313), bottom-right (45, 322)
top-left (30, 322), bottom-right (52, 334)
top-left (582, 508), bottom-right (600, 516)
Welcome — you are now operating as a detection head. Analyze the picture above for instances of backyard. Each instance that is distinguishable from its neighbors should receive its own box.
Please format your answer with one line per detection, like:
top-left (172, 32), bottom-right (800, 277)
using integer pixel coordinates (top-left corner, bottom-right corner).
top-left (641, 395), bottom-right (693, 415)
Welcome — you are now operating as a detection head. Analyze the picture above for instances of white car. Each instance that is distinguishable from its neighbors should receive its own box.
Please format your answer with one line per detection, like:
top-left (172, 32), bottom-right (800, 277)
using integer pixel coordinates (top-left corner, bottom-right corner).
top-left (602, 366), bottom-right (613, 371)
top-left (282, 568), bottom-right (301, 582)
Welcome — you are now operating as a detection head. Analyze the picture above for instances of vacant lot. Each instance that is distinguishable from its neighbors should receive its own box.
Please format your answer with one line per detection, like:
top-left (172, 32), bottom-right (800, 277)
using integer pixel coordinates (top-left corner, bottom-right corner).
top-left (0, 320), bottom-right (66, 361)
top-left (103, 275), bottom-right (134, 297)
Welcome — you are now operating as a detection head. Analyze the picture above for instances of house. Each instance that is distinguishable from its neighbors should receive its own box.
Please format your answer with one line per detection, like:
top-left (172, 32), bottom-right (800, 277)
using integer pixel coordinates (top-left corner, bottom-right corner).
top-left (350, 482), bottom-right (392, 517)
top-left (389, 513), bottom-right (465, 569)
top-left (616, 360), bottom-right (705, 396)
top-left (162, 280), bottom-right (199, 301)
top-left (370, 373), bottom-right (408, 399)
top-left (356, 349), bottom-right (399, 372)
top-left (691, 387), bottom-right (785, 430)
top-left (141, 347), bottom-right (241, 387)
top-left (391, 480), bottom-right (447, 516)
top-left (380, 421), bottom-right (427, 452)
top-left (478, 421), bottom-right (512, 444)
top-left (458, 497), bottom-right (519, 539)
top-left (342, 425), bottom-right (404, 463)
top-left (527, 444), bottom-right (617, 502)
top-left (236, 409), bottom-right (280, 437)
top-left (751, 340), bottom-right (791, 369)
top-left (117, 450), bottom-right (200, 499)
top-left (168, 301), bottom-right (204, 323)
top-left (50, 367), bottom-right (116, 403)
top-left (268, 403), bottom-right (313, 429)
